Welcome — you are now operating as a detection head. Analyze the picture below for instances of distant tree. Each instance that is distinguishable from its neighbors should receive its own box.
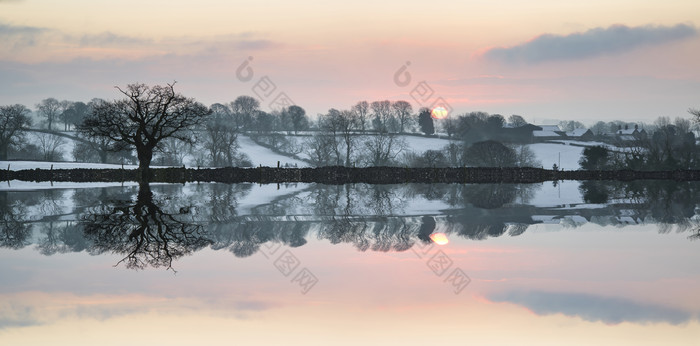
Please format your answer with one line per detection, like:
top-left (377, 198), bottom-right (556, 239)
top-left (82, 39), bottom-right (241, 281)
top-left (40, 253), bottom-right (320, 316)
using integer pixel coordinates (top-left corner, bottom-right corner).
top-left (79, 83), bottom-right (209, 173)
top-left (203, 103), bottom-right (240, 167)
top-left (442, 117), bottom-right (457, 138)
top-left (305, 132), bottom-right (335, 166)
top-left (558, 120), bottom-right (585, 132)
top-left (230, 95), bottom-right (260, 131)
top-left (34, 132), bottom-right (65, 161)
top-left (361, 132), bottom-right (407, 166)
top-left (690, 107), bottom-right (700, 122)
top-left (417, 107), bottom-right (434, 135)
top-left (58, 100), bottom-right (72, 130)
top-left (407, 149), bottom-right (448, 167)
top-left (463, 140), bottom-right (516, 167)
top-left (36, 98), bottom-right (62, 131)
top-left (0, 104), bottom-right (32, 160)
top-left (444, 142), bottom-right (463, 167)
top-left (371, 100), bottom-right (393, 132)
top-left (508, 114), bottom-right (527, 127)
top-left (579, 146), bottom-right (610, 170)
top-left (287, 105), bottom-right (309, 134)
top-left (253, 111), bottom-right (275, 133)
top-left (156, 137), bottom-right (191, 166)
top-left (75, 99), bottom-right (133, 164)
top-left (486, 114), bottom-right (505, 130)
top-left (352, 101), bottom-right (370, 131)
top-left (316, 108), bottom-right (358, 166)
top-left (512, 144), bottom-right (540, 167)
top-left (392, 100), bottom-right (413, 133)
top-left (61, 101), bottom-right (89, 131)
top-left (590, 121), bottom-right (608, 136)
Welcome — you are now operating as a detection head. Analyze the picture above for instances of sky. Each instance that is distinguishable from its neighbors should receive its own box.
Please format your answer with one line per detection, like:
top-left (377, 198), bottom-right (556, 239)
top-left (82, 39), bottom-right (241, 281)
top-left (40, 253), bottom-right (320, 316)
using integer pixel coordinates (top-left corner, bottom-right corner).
top-left (1, 0), bottom-right (699, 124)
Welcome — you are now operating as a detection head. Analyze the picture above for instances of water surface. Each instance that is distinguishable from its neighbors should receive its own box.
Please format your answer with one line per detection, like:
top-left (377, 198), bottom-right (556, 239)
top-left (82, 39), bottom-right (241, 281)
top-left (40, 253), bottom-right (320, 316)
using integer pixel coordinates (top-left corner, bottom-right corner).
top-left (1, 181), bottom-right (699, 345)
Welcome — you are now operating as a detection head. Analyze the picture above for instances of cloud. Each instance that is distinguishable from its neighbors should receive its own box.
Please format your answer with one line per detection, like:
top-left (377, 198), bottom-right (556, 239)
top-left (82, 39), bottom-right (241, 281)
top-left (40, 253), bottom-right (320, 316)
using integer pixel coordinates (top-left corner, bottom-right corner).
top-left (234, 39), bottom-right (277, 50)
top-left (488, 291), bottom-right (695, 325)
top-left (484, 23), bottom-right (698, 64)
top-left (78, 32), bottom-right (152, 47)
top-left (0, 22), bottom-right (48, 47)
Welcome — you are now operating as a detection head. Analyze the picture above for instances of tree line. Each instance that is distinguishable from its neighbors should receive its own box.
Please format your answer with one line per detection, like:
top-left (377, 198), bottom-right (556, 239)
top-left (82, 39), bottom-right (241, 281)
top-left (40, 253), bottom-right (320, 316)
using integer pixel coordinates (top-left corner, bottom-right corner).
top-left (1, 82), bottom-right (698, 172)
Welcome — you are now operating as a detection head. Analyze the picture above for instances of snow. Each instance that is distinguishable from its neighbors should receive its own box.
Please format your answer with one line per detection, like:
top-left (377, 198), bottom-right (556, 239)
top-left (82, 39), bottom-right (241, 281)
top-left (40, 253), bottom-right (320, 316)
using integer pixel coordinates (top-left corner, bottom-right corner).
top-left (401, 135), bottom-right (456, 154)
top-left (0, 161), bottom-right (173, 171)
top-left (233, 183), bottom-right (310, 215)
top-left (566, 129), bottom-right (589, 137)
top-left (538, 125), bottom-right (561, 132)
top-left (12, 130), bottom-right (641, 173)
top-left (526, 142), bottom-right (584, 170)
top-left (527, 180), bottom-right (584, 207)
top-left (238, 135), bottom-right (309, 167)
top-left (533, 130), bottom-right (562, 137)
top-left (0, 180), bottom-right (144, 191)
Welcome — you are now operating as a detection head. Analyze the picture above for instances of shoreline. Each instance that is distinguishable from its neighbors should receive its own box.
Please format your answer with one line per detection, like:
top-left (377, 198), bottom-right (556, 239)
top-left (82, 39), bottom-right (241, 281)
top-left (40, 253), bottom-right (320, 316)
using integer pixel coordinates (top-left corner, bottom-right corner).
top-left (2, 166), bottom-right (700, 184)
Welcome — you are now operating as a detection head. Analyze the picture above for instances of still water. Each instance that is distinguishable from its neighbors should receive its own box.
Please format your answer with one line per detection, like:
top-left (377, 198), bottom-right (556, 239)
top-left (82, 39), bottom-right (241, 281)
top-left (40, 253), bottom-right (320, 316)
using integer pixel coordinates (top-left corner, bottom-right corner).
top-left (1, 181), bottom-right (699, 345)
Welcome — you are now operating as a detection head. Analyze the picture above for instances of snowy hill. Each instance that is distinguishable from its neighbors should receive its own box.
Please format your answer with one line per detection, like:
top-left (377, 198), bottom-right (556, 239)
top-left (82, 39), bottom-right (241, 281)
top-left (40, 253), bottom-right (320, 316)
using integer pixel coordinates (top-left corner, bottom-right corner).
top-left (6, 131), bottom-right (606, 171)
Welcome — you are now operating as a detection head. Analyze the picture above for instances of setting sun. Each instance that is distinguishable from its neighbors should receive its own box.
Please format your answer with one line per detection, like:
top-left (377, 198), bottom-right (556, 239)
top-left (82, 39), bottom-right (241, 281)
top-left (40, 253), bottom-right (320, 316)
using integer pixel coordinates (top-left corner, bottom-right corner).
top-left (429, 232), bottom-right (449, 245)
top-left (431, 107), bottom-right (448, 119)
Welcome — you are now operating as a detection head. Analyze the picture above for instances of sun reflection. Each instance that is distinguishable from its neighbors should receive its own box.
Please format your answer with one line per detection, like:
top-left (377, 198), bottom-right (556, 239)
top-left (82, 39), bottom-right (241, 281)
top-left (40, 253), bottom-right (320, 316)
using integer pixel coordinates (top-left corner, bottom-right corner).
top-left (429, 232), bottom-right (449, 245)
top-left (431, 106), bottom-right (448, 119)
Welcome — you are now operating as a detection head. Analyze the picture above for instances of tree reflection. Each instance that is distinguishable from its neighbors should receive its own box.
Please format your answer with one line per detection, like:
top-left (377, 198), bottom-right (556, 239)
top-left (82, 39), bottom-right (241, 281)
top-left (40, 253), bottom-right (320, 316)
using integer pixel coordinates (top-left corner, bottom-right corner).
top-left (0, 191), bottom-right (31, 249)
top-left (3, 181), bottom-right (700, 266)
top-left (81, 183), bottom-right (211, 271)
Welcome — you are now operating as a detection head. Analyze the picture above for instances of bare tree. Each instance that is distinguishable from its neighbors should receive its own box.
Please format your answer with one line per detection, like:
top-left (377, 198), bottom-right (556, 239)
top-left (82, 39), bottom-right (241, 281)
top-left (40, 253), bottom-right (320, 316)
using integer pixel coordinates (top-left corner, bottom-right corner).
top-left (34, 132), bottom-right (66, 161)
top-left (511, 144), bottom-right (540, 167)
top-left (0, 104), bottom-right (32, 160)
top-left (318, 109), bottom-right (344, 165)
top-left (463, 141), bottom-right (516, 167)
top-left (305, 132), bottom-right (335, 166)
top-left (60, 101), bottom-right (89, 131)
top-left (361, 132), bottom-right (407, 166)
top-left (392, 100), bottom-right (413, 133)
top-left (371, 100), bottom-right (393, 132)
top-left (58, 100), bottom-right (72, 131)
top-left (287, 105), bottom-right (308, 134)
top-left (203, 103), bottom-right (240, 167)
top-left (508, 114), bottom-right (527, 127)
top-left (337, 110), bottom-right (359, 166)
top-left (352, 101), bottom-right (369, 132)
top-left (558, 120), bottom-right (586, 132)
top-left (230, 95), bottom-right (260, 131)
top-left (36, 98), bottom-right (61, 131)
top-left (79, 83), bottom-right (209, 173)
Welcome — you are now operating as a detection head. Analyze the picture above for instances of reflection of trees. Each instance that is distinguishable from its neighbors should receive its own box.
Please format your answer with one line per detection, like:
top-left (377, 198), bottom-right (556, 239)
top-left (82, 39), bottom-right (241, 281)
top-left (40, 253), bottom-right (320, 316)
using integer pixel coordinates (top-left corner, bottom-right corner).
top-left (579, 181), bottom-right (699, 225)
top-left (5, 181), bottom-right (700, 266)
top-left (81, 183), bottom-right (211, 270)
top-left (0, 191), bottom-right (31, 249)
top-left (36, 221), bottom-right (88, 255)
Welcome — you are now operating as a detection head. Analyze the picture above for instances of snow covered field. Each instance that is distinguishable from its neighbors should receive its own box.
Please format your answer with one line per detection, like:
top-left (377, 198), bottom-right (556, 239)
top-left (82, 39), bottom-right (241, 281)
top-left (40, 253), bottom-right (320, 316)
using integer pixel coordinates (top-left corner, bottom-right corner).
top-left (238, 136), bottom-right (309, 167)
top-left (5, 132), bottom-right (595, 174)
top-left (528, 142), bottom-right (585, 170)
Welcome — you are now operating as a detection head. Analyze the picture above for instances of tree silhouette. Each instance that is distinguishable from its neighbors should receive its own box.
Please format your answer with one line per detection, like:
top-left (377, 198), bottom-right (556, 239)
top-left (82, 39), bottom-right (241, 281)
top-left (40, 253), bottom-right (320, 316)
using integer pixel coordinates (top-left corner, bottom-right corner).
top-left (81, 183), bottom-right (211, 271)
top-left (417, 107), bottom-right (434, 135)
top-left (79, 83), bottom-right (209, 174)
top-left (0, 104), bottom-right (32, 160)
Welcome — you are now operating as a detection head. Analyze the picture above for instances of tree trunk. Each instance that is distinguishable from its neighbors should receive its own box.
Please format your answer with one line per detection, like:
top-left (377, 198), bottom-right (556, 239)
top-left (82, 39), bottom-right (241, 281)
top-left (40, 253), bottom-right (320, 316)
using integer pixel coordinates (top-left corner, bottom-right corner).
top-left (136, 145), bottom-right (154, 181)
top-left (0, 144), bottom-right (7, 161)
